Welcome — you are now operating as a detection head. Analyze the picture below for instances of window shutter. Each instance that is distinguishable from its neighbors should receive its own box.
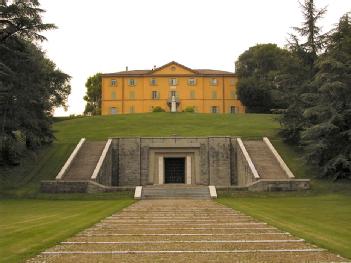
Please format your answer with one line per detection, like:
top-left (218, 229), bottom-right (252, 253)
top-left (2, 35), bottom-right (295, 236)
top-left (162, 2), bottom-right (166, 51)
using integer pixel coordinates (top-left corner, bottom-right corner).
top-left (157, 91), bottom-right (160, 99)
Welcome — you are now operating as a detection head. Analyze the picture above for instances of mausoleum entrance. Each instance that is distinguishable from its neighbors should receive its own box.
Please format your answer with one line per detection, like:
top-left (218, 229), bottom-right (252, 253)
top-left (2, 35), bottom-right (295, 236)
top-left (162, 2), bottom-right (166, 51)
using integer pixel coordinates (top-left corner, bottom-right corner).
top-left (164, 158), bottom-right (185, 184)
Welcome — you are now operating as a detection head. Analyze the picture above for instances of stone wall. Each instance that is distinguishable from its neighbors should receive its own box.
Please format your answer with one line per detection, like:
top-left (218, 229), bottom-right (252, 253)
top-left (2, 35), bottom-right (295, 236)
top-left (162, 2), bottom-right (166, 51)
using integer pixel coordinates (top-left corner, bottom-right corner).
top-left (94, 141), bottom-right (112, 186)
top-left (111, 137), bottom-right (236, 187)
top-left (118, 138), bottom-right (141, 186)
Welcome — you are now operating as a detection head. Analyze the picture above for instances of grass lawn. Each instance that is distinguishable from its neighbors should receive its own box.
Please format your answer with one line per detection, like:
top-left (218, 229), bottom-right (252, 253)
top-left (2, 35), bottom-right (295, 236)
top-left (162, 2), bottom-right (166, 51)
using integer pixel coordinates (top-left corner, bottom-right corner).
top-left (0, 198), bottom-right (134, 263)
top-left (53, 113), bottom-right (280, 143)
top-left (218, 194), bottom-right (351, 259)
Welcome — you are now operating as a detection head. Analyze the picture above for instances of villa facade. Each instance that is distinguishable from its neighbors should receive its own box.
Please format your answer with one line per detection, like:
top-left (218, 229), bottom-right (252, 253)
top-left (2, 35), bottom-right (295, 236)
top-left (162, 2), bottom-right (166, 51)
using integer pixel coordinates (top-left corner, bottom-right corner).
top-left (101, 61), bottom-right (245, 114)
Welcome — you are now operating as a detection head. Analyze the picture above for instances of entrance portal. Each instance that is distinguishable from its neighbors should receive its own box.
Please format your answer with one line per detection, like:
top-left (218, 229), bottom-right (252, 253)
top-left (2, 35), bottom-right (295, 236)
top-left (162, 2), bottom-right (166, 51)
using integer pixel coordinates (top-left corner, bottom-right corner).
top-left (164, 158), bottom-right (185, 184)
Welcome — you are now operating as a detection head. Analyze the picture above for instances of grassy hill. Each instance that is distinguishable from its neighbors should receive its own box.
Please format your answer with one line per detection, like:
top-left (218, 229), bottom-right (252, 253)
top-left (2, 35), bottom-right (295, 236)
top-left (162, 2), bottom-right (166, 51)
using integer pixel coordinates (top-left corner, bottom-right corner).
top-left (1, 112), bottom-right (350, 196)
top-left (1, 113), bottom-right (280, 196)
top-left (53, 113), bottom-right (280, 142)
top-left (1, 113), bottom-right (351, 261)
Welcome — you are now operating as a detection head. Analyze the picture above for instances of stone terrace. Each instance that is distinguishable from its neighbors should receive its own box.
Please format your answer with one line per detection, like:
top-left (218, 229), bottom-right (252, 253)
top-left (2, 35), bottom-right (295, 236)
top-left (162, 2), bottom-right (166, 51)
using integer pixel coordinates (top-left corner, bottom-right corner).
top-left (28, 200), bottom-right (348, 263)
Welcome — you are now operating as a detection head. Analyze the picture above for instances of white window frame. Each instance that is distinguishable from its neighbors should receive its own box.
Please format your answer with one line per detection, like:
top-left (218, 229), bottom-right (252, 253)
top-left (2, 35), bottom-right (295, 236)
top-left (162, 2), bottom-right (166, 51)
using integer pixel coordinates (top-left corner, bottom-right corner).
top-left (152, 91), bottom-right (159, 100)
top-left (169, 78), bottom-right (177, 86)
top-left (128, 79), bottom-right (136, 86)
top-left (188, 78), bottom-right (196, 86)
top-left (111, 79), bottom-right (117, 86)
top-left (211, 106), bottom-right (218, 113)
top-left (150, 78), bottom-right (157, 86)
top-left (210, 78), bottom-right (218, 86)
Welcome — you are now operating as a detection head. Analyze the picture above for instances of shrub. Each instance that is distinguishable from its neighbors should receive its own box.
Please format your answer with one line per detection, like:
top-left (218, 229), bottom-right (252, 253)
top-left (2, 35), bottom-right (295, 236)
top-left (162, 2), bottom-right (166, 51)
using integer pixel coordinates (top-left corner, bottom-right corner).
top-left (183, 106), bottom-right (195, 113)
top-left (152, 106), bottom-right (165, 112)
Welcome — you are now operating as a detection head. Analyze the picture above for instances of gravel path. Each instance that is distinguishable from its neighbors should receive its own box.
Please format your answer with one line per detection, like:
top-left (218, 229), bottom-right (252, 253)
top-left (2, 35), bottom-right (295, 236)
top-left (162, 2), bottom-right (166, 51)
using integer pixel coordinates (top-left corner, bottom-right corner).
top-left (28, 200), bottom-right (348, 263)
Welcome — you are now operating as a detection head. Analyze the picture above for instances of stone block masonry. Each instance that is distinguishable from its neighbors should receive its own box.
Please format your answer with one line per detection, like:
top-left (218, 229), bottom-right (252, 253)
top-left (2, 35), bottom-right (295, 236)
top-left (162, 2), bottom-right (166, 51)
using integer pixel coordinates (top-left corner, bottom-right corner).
top-left (41, 136), bottom-right (310, 193)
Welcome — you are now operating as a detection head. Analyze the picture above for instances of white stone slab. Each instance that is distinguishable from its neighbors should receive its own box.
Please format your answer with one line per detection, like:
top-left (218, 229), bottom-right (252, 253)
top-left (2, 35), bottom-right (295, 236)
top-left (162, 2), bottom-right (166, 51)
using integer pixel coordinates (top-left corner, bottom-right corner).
top-left (134, 186), bottom-right (142, 200)
top-left (209, 185), bottom-right (217, 198)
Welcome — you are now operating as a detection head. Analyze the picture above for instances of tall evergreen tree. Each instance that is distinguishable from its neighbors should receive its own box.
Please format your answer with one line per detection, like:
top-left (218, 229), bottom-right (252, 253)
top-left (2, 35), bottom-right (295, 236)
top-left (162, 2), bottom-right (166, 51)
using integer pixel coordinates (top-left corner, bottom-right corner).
top-left (301, 14), bottom-right (351, 179)
top-left (280, 0), bottom-right (327, 143)
top-left (0, 0), bottom-right (70, 165)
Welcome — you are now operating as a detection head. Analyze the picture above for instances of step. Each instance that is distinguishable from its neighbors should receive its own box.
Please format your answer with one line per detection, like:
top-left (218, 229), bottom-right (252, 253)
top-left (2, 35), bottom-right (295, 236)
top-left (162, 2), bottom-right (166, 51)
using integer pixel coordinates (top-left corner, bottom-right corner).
top-left (142, 186), bottom-right (210, 200)
top-left (243, 141), bottom-right (288, 180)
top-left (63, 141), bottom-right (106, 180)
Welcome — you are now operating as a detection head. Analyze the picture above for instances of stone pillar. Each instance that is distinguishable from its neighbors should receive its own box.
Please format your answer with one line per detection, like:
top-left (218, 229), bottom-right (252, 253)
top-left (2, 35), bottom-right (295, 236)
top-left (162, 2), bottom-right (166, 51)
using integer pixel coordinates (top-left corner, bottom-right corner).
top-left (186, 155), bottom-right (192, 184)
top-left (158, 156), bottom-right (164, 184)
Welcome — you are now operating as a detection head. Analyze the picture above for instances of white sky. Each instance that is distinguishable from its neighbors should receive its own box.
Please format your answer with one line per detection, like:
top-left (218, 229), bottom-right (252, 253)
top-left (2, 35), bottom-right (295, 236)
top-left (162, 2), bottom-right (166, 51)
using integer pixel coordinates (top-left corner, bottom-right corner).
top-left (39, 0), bottom-right (350, 116)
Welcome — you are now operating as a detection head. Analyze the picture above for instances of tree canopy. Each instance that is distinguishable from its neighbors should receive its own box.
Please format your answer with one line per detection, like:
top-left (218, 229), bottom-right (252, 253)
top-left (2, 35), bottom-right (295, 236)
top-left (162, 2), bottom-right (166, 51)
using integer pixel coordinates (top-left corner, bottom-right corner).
top-left (0, 0), bottom-right (70, 165)
top-left (235, 43), bottom-right (293, 112)
top-left (83, 73), bottom-right (102, 115)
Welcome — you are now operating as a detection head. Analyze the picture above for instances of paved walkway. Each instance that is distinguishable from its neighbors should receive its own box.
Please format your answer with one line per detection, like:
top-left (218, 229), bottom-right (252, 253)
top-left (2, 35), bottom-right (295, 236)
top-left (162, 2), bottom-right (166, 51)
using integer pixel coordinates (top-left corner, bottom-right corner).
top-left (28, 200), bottom-right (348, 262)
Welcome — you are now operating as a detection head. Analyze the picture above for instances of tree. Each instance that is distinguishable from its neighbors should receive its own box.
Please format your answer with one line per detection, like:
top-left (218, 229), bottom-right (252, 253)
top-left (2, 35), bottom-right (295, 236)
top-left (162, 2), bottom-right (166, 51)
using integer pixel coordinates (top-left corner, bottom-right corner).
top-left (83, 73), bottom-right (101, 115)
top-left (235, 43), bottom-right (293, 112)
top-left (0, 0), bottom-right (70, 165)
top-left (0, 0), bottom-right (56, 42)
top-left (300, 13), bottom-right (351, 180)
top-left (280, 0), bottom-right (327, 143)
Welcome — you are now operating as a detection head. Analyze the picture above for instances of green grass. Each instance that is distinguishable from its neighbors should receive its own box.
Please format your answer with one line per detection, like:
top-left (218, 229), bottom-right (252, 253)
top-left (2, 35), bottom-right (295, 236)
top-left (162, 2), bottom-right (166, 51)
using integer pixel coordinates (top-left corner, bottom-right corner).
top-left (218, 195), bottom-right (351, 259)
top-left (53, 113), bottom-right (280, 143)
top-left (0, 198), bottom-right (134, 263)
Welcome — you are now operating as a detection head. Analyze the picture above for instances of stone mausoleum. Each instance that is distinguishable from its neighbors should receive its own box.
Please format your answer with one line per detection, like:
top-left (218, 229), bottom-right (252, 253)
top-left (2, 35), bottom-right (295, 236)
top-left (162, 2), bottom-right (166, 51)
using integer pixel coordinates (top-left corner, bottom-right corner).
top-left (42, 136), bottom-right (310, 198)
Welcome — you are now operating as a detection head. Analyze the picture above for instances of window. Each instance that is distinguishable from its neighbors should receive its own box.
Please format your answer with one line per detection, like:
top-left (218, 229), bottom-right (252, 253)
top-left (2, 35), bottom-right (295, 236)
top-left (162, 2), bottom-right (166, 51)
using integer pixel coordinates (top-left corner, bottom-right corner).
top-left (169, 78), bottom-right (177, 86)
top-left (190, 90), bottom-right (196, 99)
top-left (188, 78), bottom-right (196, 86)
top-left (210, 78), bottom-right (218, 86)
top-left (211, 91), bottom-right (217, 99)
top-left (152, 91), bottom-right (160, 100)
top-left (129, 91), bottom-right (135, 99)
top-left (111, 79), bottom-right (117, 86)
top-left (129, 106), bottom-right (135, 113)
top-left (230, 106), bottom-right (236, 114)
top-left (150, 78), bottom-right (157, 85)
top-left (128, 79), bottom-right (136, 86)
top-left (231, 90), bottom-right (237, 99)
top-left (211, 106), bottom-right (218, 113)
top-left (170, 90), bottom-right (177, 98)
top-left (111, 91), bottom-right (116, 100)
top-left (110, 107), bottom-right (117, 115)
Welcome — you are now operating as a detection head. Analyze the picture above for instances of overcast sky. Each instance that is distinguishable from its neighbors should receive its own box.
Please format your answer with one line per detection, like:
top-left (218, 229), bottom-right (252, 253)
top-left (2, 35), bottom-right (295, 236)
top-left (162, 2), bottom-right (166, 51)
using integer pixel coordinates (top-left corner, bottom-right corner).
top-left (39, 0), bottom-right (350, 116)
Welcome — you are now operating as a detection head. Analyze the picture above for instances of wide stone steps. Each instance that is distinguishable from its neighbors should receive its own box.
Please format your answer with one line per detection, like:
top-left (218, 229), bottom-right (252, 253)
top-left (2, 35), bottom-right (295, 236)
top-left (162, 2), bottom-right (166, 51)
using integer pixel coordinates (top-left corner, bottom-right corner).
top-left (243, 140), bottom-right (288, 179)
top-left (63, 141), bottom-right (106, 180)
top-left (142, 186), bottom-right (210, 199)
top-left (28, 200), bottom-right (347, 263)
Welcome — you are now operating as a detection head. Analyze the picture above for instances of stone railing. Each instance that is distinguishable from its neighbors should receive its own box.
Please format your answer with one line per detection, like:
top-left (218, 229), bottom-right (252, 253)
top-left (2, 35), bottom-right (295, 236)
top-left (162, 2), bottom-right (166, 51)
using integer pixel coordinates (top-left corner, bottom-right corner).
top-left (91, 139), bottom-right (113, 186)
top-left (56, 138), bottom-right (86, 180)
top-left (236, 138), bottom-right (260, 186)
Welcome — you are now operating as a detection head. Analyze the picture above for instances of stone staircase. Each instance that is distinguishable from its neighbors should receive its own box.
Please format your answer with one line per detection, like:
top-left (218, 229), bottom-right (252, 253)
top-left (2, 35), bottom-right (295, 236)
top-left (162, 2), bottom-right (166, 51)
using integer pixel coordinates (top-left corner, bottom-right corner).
top-left (243, 140), bottom-right (288, 179)
top-left (142, 185), bottom-right (211, 199)
top-left (63, 141), bottom-right (106, 180)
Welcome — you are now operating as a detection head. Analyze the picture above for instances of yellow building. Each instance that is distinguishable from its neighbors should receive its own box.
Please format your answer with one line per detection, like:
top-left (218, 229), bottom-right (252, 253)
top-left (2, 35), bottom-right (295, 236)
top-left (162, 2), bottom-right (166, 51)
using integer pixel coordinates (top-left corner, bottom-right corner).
top-left (101, 61), bottom-right (245, 115)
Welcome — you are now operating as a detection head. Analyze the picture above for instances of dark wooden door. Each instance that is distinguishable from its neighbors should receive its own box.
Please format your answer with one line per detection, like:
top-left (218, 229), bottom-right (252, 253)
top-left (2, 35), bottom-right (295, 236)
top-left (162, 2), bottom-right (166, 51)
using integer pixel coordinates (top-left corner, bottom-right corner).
top-left (164, 158), bottom-right (185, 184)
